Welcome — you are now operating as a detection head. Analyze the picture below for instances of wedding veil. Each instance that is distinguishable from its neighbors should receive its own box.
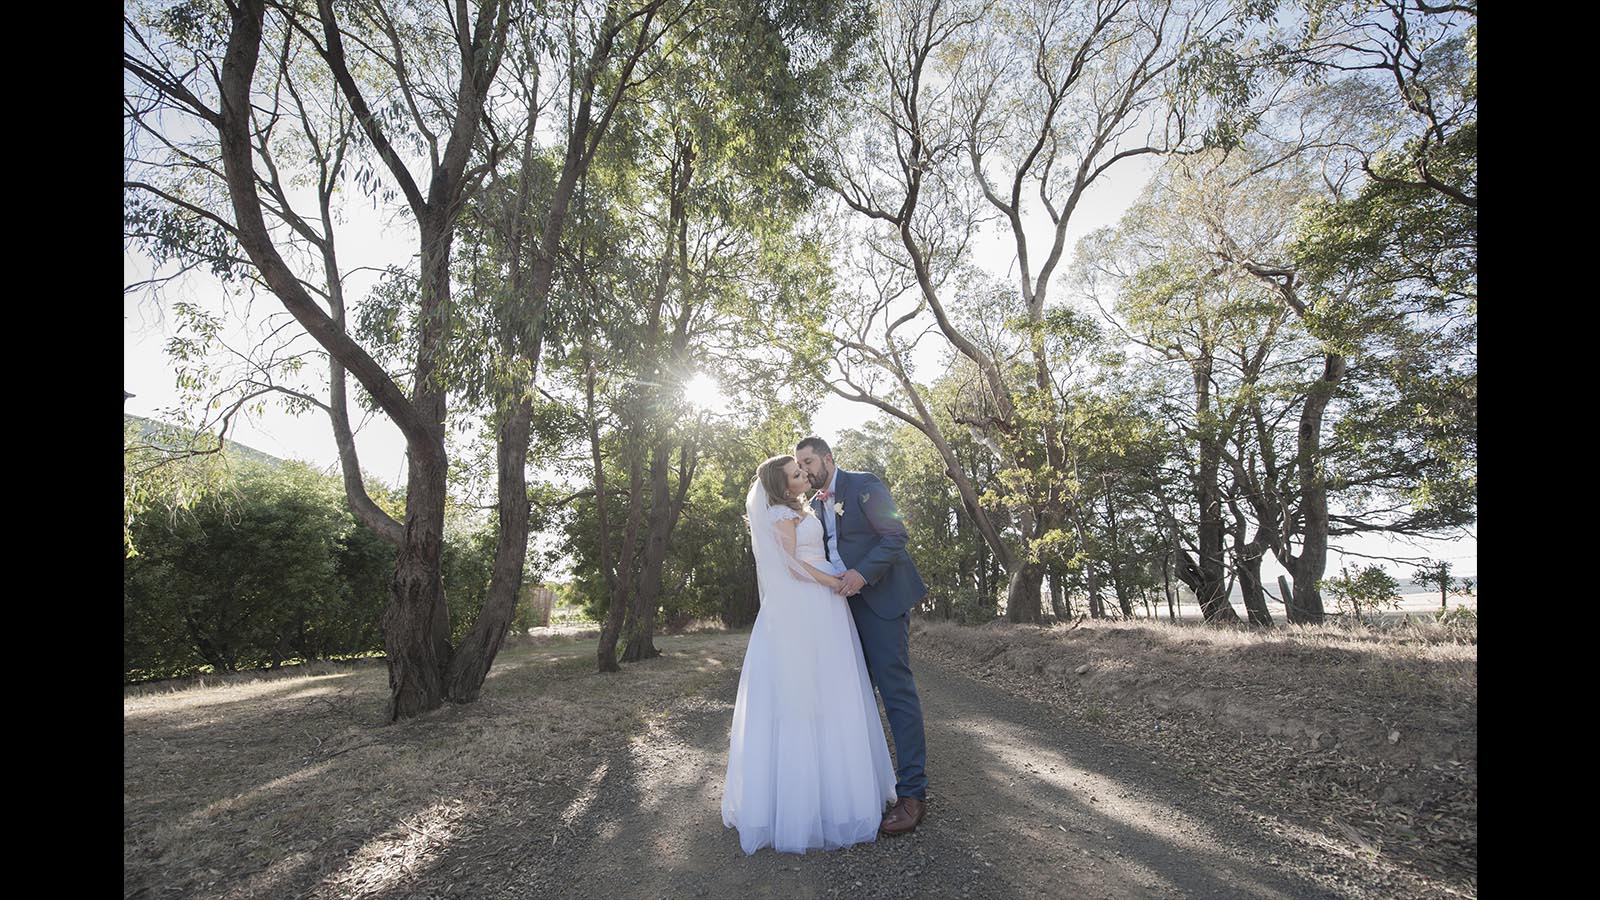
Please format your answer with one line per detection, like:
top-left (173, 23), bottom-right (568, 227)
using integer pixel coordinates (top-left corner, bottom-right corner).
top-left (745, 478), bottom-right (819, 605)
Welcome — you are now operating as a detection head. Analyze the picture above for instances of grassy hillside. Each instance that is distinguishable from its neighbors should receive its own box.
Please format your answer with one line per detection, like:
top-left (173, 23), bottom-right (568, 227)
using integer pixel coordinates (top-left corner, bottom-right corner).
top-left (125, 413), bottom-right (287, 469)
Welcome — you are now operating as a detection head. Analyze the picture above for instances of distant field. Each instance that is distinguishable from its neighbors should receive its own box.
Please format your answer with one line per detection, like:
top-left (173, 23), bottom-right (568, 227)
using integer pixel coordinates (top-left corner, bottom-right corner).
top-left (1154, 590), bottom-right (1476, 623)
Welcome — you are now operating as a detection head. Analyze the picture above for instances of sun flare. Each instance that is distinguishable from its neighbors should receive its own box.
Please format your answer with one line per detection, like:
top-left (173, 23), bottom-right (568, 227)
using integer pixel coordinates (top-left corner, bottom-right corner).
top-left (685, 373), bottom-right (725, 413)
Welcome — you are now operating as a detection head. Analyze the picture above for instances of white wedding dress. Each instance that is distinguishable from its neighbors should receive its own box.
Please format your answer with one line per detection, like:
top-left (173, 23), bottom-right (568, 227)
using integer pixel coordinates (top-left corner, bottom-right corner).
top-left (721, 505), bottom-right (897, 855)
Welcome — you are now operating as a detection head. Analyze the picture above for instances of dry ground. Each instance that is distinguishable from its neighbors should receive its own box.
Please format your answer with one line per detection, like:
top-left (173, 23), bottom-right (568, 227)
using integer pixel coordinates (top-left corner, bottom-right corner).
top-left (123, 618), bottom-right (1475, 899)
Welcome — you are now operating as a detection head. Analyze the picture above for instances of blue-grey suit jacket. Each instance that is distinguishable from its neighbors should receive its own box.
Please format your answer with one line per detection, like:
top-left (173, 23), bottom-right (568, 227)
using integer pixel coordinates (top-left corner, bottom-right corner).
top-left (814, 469), bottom-right (927, 620)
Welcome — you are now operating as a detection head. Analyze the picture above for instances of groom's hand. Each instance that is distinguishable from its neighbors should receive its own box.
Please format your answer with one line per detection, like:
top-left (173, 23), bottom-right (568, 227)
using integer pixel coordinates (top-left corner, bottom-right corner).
top-left (837, 569), bottom-right (866, 596)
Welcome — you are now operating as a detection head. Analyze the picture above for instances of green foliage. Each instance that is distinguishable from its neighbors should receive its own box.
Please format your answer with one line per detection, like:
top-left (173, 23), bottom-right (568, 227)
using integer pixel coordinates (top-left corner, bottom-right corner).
top-left (123, 459), bottom-right (499, 683)
top-left (123, 418), bottom-right (234, 558)
top-left (1410, 558), bottom-right (1474, 610)
top-left (125, 460), bottom-right (372, 680)
top-left (1435, 605), bottom-right (1476, 630)
top-left (558, 410), bottom-right (809, 629)
top-left (442, 518), bottom-right (500, 644)
top-left (838, 400), bottom-right (1006, 622)
top-left (1319, 565), bottom-right (1402, 622)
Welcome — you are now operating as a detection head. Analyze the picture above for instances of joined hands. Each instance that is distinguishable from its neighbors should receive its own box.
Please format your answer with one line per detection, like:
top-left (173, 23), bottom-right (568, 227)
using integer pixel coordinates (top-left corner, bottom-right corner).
top-left (835, 569), bottom-right (866, 597)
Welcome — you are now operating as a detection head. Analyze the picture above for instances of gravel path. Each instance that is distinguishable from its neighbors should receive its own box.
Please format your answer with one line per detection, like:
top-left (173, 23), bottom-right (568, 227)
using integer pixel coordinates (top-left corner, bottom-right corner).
top-left (505, 648), bottom-right (1350, 900)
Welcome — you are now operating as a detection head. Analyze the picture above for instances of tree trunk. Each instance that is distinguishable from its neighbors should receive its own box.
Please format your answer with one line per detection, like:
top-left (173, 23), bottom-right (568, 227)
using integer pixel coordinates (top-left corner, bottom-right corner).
top-left (1087, 571), bottom-right (1106, 619)
top-left (1282, 553), bottom-right (1326, 625)
top-left (1102, 493), bottom-right (1133, 616)
top-left (1228, 497), bottom-right (1273, 627)
top-left (383, 433), bottom-right (452, 720)
top-left (444, 394), bottom-right (533, 702)
top-left (1283, 353), bottom-right (1346, 626)
top-left (1164, 553), bottom-right (1176, 621)
top-left (596, 444), bottom-right (645, 673)
top-left (379, 210), bottom-right (457, 720)
top-left (1048, 571), bottom-right (1068, 619)
top-left (1167, 533), bottom-right (1236, 626)
top-left (446, 66), bottom-right (592, 699)
top-left (595, 422), bottom-right (643, 669)
top-left (1111, 567), bottom-right (1133, 618)
top-left (1006, 563), bottom-right (1045, 623)
top-left (207, 0), bottom-right (459, 719)
top-left (977, 541), bottom-right (990, 614)
top-left (1237, 550), bottom-right (1273, 626)
top-left (1191, 351), bottom-right (1241, 625)
top-left (621, 437), bottom-right (679, 663)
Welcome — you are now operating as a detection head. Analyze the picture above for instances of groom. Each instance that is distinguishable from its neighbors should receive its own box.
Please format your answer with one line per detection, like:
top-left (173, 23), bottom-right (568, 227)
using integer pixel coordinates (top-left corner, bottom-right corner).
top-left (796, 436), bottom-right (929, 836)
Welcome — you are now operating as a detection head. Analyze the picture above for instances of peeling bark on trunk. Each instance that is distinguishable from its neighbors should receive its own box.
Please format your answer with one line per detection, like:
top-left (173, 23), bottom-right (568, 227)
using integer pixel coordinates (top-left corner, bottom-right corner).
top-left (384, 421), bottom-right (452, 720)
top-left (380, 214), bottom-right (457, 720)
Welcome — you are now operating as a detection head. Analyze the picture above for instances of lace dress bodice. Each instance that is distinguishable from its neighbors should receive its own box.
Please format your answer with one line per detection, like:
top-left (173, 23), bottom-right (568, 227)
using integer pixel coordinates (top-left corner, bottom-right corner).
top-left (793, 512), bottom-right (828, 566)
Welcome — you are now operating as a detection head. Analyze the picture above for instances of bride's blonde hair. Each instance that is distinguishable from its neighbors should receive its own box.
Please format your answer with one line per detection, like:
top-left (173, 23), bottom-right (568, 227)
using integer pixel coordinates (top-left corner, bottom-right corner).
top-left (756, 455), bottom-right (810, 516)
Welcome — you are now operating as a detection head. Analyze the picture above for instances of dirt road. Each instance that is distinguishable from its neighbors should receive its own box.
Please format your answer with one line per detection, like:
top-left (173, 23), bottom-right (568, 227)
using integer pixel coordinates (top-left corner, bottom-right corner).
top-left (127, 627), bottom-right (1470, 899)
top-left (497, 651), bottom-right (1355, 900)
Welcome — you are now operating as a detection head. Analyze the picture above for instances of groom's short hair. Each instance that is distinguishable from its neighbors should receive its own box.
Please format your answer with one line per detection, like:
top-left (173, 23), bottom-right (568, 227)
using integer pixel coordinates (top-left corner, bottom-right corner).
top-left (796, 436), bottom-right (833, 459)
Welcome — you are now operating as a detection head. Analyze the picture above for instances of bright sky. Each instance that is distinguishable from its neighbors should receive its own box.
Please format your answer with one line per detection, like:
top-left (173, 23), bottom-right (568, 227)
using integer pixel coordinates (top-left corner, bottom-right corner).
top-left (123, 141), bottom-right (1474, 583)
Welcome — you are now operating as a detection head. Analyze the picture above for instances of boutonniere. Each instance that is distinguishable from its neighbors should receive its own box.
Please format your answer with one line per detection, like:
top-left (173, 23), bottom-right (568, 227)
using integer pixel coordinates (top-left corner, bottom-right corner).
top-left (833, 500), bottom-right (844, 517)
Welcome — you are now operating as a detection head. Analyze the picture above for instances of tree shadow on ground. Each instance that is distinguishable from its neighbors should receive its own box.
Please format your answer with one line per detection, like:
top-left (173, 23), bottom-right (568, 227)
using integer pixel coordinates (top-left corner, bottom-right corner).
top-left (406, 651), bottom-right (1355, 900)
top-left (125, 635), bottom-right (1440, 900)
top-left (124, 637), bottom-right (745, 900)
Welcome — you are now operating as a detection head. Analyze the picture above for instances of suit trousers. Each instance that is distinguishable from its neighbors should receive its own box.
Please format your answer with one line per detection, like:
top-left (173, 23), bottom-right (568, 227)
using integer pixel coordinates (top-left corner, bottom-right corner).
top-left (848, 600), bottom-right (928, 800)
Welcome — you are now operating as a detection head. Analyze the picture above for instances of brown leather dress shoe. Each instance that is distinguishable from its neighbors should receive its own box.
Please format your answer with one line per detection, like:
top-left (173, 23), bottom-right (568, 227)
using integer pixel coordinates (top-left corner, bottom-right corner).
top-left (880, 797), bottom-right (926, 836)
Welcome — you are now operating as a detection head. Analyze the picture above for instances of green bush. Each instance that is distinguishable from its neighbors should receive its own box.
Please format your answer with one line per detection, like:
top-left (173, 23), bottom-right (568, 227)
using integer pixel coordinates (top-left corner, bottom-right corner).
top-left (122, 459), bottom-right (472, 683)
top-left (1435, 605), bottom-right (1477, 629)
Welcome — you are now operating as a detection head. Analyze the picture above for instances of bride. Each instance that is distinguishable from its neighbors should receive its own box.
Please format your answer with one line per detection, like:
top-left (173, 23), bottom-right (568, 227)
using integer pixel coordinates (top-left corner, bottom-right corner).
top-left (721, 454), bottom-right (897, 854)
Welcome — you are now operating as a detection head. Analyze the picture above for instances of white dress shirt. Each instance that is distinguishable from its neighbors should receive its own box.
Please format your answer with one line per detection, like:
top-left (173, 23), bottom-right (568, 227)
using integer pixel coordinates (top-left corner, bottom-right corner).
top-left (820, 468), bottom-right (846, 576)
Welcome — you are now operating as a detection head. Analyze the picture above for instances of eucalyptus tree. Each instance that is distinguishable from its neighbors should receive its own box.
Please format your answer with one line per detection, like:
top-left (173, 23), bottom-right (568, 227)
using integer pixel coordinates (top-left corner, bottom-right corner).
top-left (1411, 559), bottom-right (1472, 611)
top-left (1262, 0), bottom-right (1476, 212)
top-left (1202, 0), bottom-right (1477, 621)
top-left (1272, 1), bottom-right (1477, 561)
top-left (801, 0), bottom-right (1272, 621)
top-left (421, 0), bottom-right (693, 700)
top-left (545, 0), bottom-right (866, 670)
top-left (1083, 132), bottom-right (1472, 625)
top-left (126, 0), bottom-right (524, 717)
top-left (127, 0), bottom-right (743, 712)
top-left (1074, 157), bottom-right (1294, 625)
top-left (839, 401), bottom-right (997, 621)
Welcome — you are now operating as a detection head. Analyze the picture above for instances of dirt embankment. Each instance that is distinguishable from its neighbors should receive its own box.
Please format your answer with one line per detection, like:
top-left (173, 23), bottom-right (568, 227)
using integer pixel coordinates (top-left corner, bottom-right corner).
top-left (913, 618), bottom-right (1477, 895)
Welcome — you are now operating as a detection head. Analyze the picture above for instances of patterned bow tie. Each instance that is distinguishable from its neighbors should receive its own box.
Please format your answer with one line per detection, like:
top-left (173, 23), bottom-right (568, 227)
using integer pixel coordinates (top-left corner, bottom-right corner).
top-left (816, 489), bottom-right (833, 503)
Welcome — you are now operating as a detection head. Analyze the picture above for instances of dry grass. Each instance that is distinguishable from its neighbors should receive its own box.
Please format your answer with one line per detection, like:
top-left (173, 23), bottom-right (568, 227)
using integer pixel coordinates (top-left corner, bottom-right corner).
top-left (125, 616), bottom-right (1478, 897)
top-left (913, 615), bottom-right (1478, 893)
top-left (124, 630), bottom-right (750, 900)
top-left (915, 617), bottom-right (1476, 763)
